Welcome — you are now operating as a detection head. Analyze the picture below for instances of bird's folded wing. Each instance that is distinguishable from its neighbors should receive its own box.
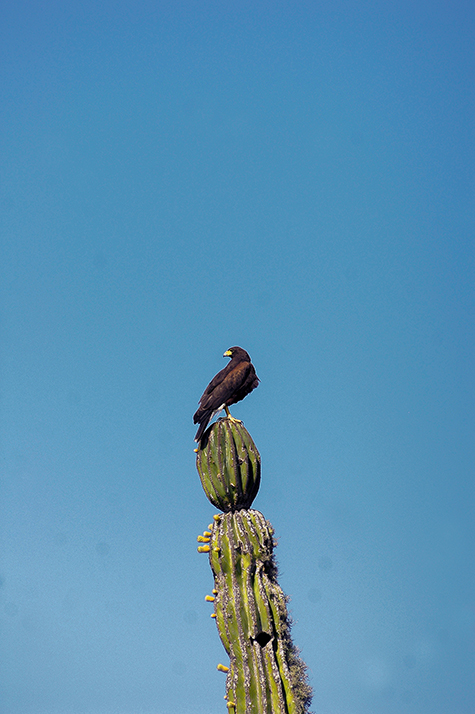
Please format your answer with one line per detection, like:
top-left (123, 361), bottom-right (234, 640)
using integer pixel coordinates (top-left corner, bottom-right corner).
top-left (199, 364), bottom-right (229, 399)
top-left (199, 362), bottom-right (251, 411)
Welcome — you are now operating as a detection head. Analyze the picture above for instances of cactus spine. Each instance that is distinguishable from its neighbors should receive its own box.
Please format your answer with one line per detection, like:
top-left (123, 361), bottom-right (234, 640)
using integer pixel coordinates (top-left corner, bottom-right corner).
top-left (196, 419), bottom-right (312, 714)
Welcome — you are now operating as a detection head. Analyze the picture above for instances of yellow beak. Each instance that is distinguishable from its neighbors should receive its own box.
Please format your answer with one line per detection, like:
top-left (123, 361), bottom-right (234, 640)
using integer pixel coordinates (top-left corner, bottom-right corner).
top-left (223, 350), bottom-right (232, 357)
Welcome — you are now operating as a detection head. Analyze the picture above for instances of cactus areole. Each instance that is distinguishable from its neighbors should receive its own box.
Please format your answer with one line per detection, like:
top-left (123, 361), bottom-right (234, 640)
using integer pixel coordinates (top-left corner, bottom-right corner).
top-left (196, 419), bottom-right (261, 512)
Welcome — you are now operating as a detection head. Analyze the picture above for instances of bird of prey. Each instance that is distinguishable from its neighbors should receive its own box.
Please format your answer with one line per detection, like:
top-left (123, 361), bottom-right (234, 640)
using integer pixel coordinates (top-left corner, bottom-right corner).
top-left (193, 346), bottom-right (259, 442)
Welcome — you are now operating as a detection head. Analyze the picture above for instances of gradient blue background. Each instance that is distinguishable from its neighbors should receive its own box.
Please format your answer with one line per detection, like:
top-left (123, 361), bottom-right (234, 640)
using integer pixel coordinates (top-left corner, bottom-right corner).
top-left (1, 2), bottom-right (474, 713)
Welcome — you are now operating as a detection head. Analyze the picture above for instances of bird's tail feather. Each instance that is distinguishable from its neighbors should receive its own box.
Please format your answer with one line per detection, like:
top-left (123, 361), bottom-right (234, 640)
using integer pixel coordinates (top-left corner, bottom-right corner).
top-left (194, 412), bottom-right (212, 442)
top-left (194, 405), bottom-right (226, 442)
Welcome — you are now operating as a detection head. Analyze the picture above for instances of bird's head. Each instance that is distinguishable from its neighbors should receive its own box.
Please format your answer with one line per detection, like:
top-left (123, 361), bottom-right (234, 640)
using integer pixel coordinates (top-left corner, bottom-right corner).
top-left (223, 346), bottom-right (250, 361)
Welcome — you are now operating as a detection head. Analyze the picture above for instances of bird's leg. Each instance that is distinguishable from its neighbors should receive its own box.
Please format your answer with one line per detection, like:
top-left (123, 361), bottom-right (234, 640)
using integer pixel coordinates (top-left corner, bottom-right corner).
top-left (225, 406), bottom-right (242, 423)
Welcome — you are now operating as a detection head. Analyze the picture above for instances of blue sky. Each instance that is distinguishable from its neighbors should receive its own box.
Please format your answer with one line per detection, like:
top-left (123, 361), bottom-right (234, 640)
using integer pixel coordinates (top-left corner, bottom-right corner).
top-left (1, 2), bottom-right (474, 713)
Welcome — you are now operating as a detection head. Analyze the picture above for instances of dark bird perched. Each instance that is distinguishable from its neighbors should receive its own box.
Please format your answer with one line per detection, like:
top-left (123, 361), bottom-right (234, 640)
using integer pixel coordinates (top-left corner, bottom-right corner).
top-left (193, 347), bottom-right (259, 442)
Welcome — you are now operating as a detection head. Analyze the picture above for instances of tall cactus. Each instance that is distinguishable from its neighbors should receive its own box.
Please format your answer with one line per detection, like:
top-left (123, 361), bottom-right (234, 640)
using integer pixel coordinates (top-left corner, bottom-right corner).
top-left (196, 418), bottom-right (312, 714)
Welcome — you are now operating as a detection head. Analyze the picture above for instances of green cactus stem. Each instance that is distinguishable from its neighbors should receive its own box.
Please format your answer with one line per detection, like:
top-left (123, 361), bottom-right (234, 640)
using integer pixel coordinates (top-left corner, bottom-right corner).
top-left (196, 417), bottom-right (312, 713)
top-left (196, 419), bottom-right (261, 512)
top-left (206, 509), bottom-right (312, 714)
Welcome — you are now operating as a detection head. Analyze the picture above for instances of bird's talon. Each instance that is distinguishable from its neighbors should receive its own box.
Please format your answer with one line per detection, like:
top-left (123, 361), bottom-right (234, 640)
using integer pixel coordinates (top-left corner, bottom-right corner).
top-left (224, 406), bottom-right (241, 423)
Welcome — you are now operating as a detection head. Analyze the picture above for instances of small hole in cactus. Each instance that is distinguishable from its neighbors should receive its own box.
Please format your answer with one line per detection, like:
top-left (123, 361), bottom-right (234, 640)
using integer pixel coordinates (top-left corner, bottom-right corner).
top-left (253, 631), bottom-right (272, 648)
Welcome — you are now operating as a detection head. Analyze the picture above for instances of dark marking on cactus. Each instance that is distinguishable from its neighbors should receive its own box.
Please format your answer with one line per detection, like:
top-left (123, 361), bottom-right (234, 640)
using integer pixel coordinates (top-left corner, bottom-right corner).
top-left (252, 631), bottom-right (273, 648)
